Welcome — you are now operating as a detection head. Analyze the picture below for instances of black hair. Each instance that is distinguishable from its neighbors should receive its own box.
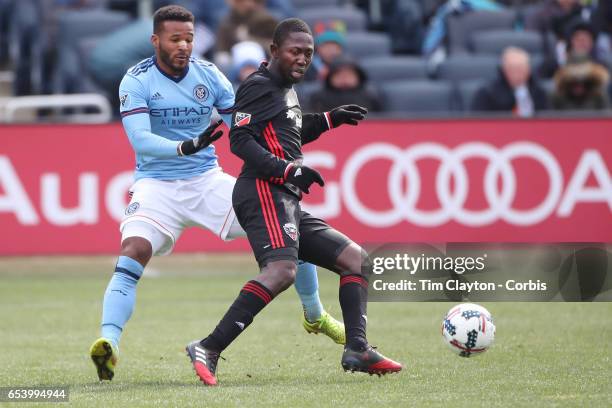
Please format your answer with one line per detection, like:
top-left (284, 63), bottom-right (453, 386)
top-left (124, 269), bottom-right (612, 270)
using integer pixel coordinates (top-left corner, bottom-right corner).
top-left (272, 18), bottom-right (312, 46)
top-left (153, 5), bottom-right (194, 34)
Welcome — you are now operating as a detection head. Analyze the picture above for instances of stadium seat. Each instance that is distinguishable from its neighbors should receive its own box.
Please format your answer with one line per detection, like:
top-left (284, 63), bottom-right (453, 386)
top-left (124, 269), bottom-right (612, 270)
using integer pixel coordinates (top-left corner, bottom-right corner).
top-left (298, 6), bottom-right (367, 31)
top-left (344, 32), bottom-right (391, 59)
top-left (539, 78), bottom-right (555, 98)
top-left (380, 80), bottom-right (454, 113)
top-left (54, 10), bottom-right (131, 94)
top-left (447, 10), bottom-right (517, 54)
top-left (471, 29), bottom-right (544, 55)
top-left (456, 79), bottom-right (487, 112)
top-left (530, 53), bottom-right (544, 73)
top-left (75, 37), bottom-right (108, 94)
top-left (437, 55), bottom-right (499, 81)
top-left (293, 0), bottom-right (338, 9)
top-left (361, 56), bottom-right (428, 82)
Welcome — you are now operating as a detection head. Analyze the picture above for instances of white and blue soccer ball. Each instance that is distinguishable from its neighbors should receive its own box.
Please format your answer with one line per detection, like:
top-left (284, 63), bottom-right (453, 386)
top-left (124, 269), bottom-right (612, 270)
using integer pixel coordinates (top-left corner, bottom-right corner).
top-left (441, 303), bottom-right (495, 357)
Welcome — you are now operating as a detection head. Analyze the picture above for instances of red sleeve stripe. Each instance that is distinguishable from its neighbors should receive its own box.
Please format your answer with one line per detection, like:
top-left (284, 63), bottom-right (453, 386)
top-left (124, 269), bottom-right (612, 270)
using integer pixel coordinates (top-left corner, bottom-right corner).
top-left (283, 163), bottom-right (294, 181)
top-left (324, 111), bottom-right (333, 129)
top-left (264, 122), bottom-right (285, 159)
top-left (120, 107), bottom-right (149, 117)
top-left (262, 125), bottom-right (280, 158)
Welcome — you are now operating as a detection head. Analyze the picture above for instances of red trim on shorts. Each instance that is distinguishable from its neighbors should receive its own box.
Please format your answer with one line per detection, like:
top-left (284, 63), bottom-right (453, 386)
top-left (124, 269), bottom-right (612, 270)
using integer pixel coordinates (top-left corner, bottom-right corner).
top-left (256, 179), bottom-right (281, 248)
top-left (218, 207), bottom-right (234, 239)
top-left (261, 181), bottom-right (285, 248)
top-left (122, 214), bottom-right (176, 243)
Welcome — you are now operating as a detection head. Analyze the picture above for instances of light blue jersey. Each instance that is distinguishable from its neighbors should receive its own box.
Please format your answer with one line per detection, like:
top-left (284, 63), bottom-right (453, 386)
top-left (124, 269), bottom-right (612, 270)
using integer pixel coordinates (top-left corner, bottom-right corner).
top-left (119, 56), bottom-right (234, 181)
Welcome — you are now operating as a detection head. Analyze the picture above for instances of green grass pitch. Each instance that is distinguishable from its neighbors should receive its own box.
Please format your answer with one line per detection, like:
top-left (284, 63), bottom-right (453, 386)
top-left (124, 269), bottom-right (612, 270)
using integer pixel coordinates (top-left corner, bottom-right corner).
top-left (0, 254), bottom-right (610, 407)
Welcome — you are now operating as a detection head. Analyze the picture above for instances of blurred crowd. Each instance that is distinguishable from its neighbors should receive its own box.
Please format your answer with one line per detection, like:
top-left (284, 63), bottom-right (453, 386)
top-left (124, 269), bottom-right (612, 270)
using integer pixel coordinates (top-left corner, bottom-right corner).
top-left (1, 0), bottom-right (611, 119)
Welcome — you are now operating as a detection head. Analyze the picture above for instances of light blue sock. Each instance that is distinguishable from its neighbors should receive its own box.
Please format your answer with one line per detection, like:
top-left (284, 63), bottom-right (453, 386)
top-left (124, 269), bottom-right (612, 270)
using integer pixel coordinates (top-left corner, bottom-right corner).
top-left (295, 261), bottom-right (323, 322)
top-left (101, 256), bottom-right (144, 349)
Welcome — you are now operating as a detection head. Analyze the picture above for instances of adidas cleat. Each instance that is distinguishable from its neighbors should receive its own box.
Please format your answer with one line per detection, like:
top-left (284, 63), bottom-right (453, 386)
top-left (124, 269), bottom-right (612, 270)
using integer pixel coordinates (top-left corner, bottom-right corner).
top-left (89, 338), bottom-right (118, 381)
top-left (303, 311), bottom-right (346, 345)
top-left (341, 345), bottom-right (402, 376)
top-left (185, 340), bottom-right (220, 386)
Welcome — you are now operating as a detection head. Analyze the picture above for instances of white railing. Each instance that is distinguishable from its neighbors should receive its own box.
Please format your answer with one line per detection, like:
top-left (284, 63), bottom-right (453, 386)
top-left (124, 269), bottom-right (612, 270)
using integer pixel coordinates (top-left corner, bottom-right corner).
top-left (0, 93), bottom-right (112, 123)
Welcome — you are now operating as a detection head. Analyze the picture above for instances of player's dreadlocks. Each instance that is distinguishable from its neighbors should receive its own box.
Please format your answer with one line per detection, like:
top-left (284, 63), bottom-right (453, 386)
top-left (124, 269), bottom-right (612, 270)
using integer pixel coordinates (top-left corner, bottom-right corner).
top-left (273, 18), bottom-right (313, 46)
top-left (153, 5), bottom-right (194, 34)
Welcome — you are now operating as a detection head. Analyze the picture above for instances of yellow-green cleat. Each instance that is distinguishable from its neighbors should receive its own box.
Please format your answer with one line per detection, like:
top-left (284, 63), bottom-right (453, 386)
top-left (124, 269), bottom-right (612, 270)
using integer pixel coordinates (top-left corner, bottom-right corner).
top-left (89, 338), bottom-right (118, 381)
top-left (303, 311), bottom-right (346, 345)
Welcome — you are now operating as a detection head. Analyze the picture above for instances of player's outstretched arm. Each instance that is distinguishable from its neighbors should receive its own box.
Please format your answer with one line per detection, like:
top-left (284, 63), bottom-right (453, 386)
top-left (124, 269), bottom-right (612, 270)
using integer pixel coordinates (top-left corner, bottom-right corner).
top-left (327, 104), bottom-right (368, 127)
top-left (177, 119), bottom-right (224, 156)
top-left (301, 105), bottom-right (368, 145)
top-left (230, 125), bottom-right (324, 193)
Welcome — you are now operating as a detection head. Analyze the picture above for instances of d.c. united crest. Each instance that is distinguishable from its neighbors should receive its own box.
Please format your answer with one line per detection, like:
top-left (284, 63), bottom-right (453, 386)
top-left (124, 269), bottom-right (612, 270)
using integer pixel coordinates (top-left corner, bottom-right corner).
top-left (283, 223), bottom-right (298, 241)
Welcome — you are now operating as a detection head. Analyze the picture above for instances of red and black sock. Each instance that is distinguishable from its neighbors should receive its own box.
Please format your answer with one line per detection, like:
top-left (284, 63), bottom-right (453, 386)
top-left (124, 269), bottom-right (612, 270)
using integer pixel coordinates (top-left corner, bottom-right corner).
top-left (202, 280), bottom-right (273, 352)
top-left (339, 273), bottom-right (368, 351)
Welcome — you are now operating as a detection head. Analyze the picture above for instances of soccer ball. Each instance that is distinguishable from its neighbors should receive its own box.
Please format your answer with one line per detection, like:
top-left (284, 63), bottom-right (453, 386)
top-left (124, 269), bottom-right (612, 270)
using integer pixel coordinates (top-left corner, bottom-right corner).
top-left (441, 303), bottom-right (495, 357)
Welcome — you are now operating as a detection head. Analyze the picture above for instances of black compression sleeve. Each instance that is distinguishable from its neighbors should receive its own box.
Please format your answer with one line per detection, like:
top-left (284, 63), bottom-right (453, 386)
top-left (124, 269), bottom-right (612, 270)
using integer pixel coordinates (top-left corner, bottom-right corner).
top-left (301, 113), bottom-right (330, 145)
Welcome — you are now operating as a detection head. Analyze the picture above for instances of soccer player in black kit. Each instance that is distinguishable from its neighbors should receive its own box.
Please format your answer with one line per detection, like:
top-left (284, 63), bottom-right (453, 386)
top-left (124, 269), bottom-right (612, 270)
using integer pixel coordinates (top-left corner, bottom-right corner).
top-left (186, 18), bottom-right (402, 385)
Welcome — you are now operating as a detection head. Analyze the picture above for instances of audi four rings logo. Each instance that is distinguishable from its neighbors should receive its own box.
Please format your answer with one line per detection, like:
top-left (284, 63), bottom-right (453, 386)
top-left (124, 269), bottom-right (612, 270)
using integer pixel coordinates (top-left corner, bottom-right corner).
top-left (324, 141), bottom-right (611, 228)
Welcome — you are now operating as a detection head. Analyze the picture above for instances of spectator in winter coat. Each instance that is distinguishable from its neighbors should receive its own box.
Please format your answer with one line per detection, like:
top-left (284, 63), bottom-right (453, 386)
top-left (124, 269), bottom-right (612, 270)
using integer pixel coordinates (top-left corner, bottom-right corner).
top-left (552, 55), bottom-right (610, 110)
top-left (471, 47), bottom-right (549, 117)
top-left (309, 55), bottom-right (381, 112)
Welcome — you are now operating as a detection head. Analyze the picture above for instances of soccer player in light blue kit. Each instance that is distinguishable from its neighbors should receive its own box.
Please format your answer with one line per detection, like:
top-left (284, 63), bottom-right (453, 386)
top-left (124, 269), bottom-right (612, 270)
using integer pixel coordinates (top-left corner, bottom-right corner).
top-left (89, 5), bottom-right (344, 381)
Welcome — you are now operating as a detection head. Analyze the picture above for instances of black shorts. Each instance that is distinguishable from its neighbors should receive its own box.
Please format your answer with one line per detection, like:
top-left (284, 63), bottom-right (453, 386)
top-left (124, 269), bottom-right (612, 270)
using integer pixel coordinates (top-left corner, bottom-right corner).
top-left (232, 178), bottom-right (353, 271)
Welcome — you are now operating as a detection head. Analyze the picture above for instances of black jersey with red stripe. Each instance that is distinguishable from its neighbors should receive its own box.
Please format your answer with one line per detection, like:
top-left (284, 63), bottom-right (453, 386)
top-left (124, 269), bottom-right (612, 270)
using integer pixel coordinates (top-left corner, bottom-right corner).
top-left (229, 63), bottom-right (330, 196)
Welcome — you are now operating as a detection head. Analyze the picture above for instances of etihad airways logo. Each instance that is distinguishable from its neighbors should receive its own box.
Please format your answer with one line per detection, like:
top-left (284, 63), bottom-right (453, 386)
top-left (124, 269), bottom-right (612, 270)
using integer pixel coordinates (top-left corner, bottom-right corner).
top-left (149, 106), bottom-right (211, 117)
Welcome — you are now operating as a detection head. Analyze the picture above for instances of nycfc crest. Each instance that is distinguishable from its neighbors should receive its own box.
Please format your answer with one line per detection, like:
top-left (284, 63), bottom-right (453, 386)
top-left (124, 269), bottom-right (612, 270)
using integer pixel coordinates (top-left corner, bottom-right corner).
top-left (125, 202), bottom-right (140, 215)
top-left (283, 223), bottom-right (298, 241)
top-left (193, 84), bottom-right (208, 101)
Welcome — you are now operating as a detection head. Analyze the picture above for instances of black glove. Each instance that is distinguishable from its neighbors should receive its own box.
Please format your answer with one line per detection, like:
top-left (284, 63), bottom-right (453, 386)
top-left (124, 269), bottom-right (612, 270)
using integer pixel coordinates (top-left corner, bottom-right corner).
top-left (284, 163), bottom-right (325, 194)
top-left (328, 105), bottom-right (368, 127)
top-left (178, 119), bottom-right (224, 156)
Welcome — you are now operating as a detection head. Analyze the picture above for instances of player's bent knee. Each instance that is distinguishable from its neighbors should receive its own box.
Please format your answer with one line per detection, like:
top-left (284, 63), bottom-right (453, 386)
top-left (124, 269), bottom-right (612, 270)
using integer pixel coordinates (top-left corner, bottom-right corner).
top-left (335, 242), bottom-right (368, 275)
top-left (120, 237), bottom-right (153, 266)
top-left (260, 260), bottom-right (297, 294)
top-left (121, 220), bottom-right (170, 257)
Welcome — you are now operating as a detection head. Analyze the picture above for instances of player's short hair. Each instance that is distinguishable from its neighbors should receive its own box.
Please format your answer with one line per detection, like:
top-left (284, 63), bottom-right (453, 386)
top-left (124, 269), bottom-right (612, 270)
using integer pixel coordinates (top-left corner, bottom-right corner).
top-left (153, 5), bottom-right (195, 34)
top-left (272, 18), bottom-right (312, 47)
